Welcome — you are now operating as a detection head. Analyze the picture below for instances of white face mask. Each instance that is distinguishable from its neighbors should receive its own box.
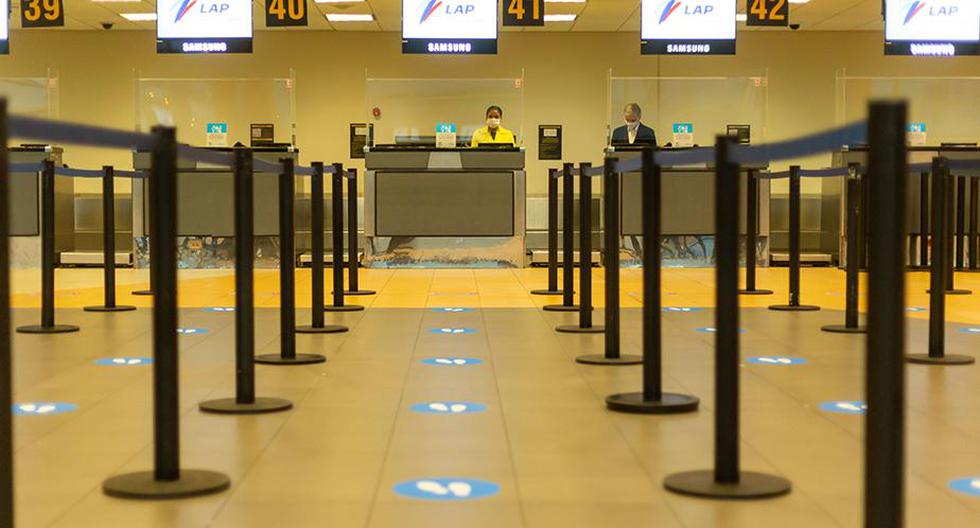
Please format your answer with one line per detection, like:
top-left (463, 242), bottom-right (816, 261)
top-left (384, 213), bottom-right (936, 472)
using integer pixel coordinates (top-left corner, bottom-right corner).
top-left (487, 118), bottom-right (501, 128)
top-left (626, 120), bottom-right (640, 131)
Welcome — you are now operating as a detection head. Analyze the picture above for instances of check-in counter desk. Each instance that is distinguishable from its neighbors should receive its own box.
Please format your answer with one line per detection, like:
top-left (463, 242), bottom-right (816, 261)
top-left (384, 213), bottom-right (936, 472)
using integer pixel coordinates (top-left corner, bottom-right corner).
top-left (608, 147), bottom-right (770, 267)
top-left (7, 146), bottom-right (71, 268)
top-left (363, 147), bottom-right (525, 267)
top-left (834, 145), bottom-right (980, 265)
top-left (133, 146), bottom-right (298, 268)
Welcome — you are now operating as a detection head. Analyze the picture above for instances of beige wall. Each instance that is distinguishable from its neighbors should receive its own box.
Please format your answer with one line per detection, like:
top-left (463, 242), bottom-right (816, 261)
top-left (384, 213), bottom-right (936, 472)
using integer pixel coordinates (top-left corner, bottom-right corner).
top-left (2, 29), bottom-right (980, 194)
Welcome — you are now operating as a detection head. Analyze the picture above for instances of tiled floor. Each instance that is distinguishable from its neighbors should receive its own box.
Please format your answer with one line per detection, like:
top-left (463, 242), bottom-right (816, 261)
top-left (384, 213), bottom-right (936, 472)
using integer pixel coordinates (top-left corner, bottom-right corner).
top-left (7, 267), bottom-right (980, 527)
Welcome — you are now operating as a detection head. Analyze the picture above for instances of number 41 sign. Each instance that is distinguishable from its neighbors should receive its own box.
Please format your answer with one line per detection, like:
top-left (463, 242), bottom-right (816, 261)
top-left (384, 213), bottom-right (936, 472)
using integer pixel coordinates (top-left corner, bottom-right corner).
top-left (746, 0), bottom-right (789, 27)
top-left (503, 0), bottom-right (544, 27)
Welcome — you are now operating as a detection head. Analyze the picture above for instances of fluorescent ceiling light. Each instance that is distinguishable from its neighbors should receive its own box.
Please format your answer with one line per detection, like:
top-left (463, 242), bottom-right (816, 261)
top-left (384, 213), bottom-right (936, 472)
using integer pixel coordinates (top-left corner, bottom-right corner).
top-left (316, 0), bottom-right (365, 3)
top-left (545, 0), bottom-right (586, 3)
top-left (788, 0), bottom-right (810, 3)
top-left (120, 13), bottom-right (156, 21)
top-left (91, 0), bottom-right (142, 3)
top-left (736, 14), bottom-right (747, 22)
top-left (326, 13), bottom-right (374, 22)
top-left (544, 14), bottom-right (577, 22)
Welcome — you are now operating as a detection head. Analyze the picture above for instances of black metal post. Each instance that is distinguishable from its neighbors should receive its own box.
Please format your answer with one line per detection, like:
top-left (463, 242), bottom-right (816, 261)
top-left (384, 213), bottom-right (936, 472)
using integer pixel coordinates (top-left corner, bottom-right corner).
top-left (918, 172), bottom-right (929, 268)
top-left (256, 158), bottom-right (325, 366)
top-left (740, 169), bottom-right (772, 295)
top-left (557, 163), bottom-right (603, 334)
top-left (823, 164), bottom-right (865, 334)
top-left (664, 137), bottom-right (791, 500)
top-left (102, 127), bottom-right (230, 499)
top-left (344, 168), bottom-right (374, 296)
top-left (606, 148), bottom-right (698, 412)
top-left (17, 160), bottom-right (79, 334)
top-left (955, 176), bottom-right (966, 270)
top-left (908, 158), bottom-right (974, 366)
top-left (325, 163), bottom-right (364, 313)
top-left (532, 168), bottom-right (563, 296)
top-left (941, 171), bottom-right (971, 294)
top-left (544, 163), bottom-right (578, 312)
top-left (576, 159), bottom-right (640, 364)
top-left (770, 166), bottom-right (819, 312)
top-left (864, 101), bottom-right (908, 528)
top-left (199, 148), bottom-right (292, 414)
top-left (971, 177), bottom-right (979, 270)
top-left (0, 99), bottom-right (14, 527)
top-left (85, 166), bottom-right (136, 313)
top-left (296, 163), bottom-right (347, 333)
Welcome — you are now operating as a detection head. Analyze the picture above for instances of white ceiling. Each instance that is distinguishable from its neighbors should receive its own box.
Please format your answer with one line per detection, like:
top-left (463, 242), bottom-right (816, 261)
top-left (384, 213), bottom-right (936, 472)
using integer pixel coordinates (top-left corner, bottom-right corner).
top-left (8, 0), bottom-right (886, 32)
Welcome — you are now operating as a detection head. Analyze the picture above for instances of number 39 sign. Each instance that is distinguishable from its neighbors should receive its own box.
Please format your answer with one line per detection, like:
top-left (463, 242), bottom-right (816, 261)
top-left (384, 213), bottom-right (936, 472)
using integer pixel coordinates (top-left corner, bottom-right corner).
top-left (21, 0), bottom-right (65, 28)
top-left (746, 0), bottom-right (789, 27)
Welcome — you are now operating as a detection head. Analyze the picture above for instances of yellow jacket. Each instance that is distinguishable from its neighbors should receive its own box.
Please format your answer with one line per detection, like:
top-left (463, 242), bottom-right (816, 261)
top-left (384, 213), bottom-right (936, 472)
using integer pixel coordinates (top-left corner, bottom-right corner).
top-left (470, 126), bottom-right (516, 147)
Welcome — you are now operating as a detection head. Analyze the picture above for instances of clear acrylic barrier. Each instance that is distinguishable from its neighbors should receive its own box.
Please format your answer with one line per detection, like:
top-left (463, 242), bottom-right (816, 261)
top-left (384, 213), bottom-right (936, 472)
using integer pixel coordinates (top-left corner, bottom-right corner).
top-left (135, 73), bottom-right (296, 146)
top-left (0, 68), bottom-right (59, 119)
top-left (366, 75), bottom-right (525, 146)
top-left (836, 73), bottom-right (980, 145)
top-left (607, 73), bottom-right (767, 147)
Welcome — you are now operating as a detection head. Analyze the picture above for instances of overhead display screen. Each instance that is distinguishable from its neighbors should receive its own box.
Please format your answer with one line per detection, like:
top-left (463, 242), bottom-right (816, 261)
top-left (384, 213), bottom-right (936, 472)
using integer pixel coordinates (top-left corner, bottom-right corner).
top-left (641, 0), bottom-right (737, 55)
top-left (0, 0), bottom-right (8, 55)
top-left (402, 0), bottom-right (498, 54)
top-left (885, 0), bottom-right (980, 56)
top-left (156, 0), bottom-right (254, 54)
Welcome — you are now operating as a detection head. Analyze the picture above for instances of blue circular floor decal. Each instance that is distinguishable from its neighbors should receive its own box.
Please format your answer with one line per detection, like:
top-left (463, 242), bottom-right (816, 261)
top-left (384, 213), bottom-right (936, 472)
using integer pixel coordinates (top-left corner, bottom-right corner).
top-left (949, 477), bottom-right (980, 497)
top-left (177, 328), bottom-right (209, 335)
top-left (697, 327), bottom-right (746, 334)
top-left (430, 328), bottom-right (477, 335)
top-left (746, 356), bottom-right (807, 365)
top-left (663, 307), bottom-right (704, 313)
top-left (958, 327), bottom-right (980, 335)
top-left (819, 401), bottom-right (867, 415)
top-left (432, 307), bottom-right (475, 313)
top-left (203, 307), bottom-right (235, 312)
top-left (421, 357), bottom-right (483, 366)
top-left (410, 402), bottom-right (487, 415)
top-left (393, 478), bottom-right (500, 501)
top-left (94, 357), bottom-right (153, 366)
top-left (13, 402), bottom-right (78, 416)
top-left (906, 307), bottom-right (927, 313)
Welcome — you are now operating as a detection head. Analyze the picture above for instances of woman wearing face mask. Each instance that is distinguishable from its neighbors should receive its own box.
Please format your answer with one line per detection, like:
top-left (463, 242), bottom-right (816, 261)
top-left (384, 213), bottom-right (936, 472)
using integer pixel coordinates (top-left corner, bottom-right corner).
top-left (470, 105), bottom-right (516, 147)
top-left (611, 103), bottom-right (657, 146)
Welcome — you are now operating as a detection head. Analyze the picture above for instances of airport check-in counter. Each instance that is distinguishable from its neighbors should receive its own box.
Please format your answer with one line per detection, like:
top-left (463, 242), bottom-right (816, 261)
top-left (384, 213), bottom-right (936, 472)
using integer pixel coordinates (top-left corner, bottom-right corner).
top-left (363, 147), bottom-right (525, 267)
top-left (608, 147), bottom-right (770, 266)
top-left (7, 146), bottom-right (71, 268)
top-left (133, 146), bottom-right (298, 268)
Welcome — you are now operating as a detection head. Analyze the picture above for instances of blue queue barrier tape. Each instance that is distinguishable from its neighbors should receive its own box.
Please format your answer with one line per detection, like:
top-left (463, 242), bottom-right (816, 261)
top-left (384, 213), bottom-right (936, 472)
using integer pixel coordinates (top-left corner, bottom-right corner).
top-left (9, 162), bottom-right (42, 173)
top-left (733, 121), bottom-right (868, 165)
top-left (9, 115), bottom-right (154, 150)
top-left (295, 165), bottom-right (315, 176)
top-left (176, 144), bottom-right (234, 166)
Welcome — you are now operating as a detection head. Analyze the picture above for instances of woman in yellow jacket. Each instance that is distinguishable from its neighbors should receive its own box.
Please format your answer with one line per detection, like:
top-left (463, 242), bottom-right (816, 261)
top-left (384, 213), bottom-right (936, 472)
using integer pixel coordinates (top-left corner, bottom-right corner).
top-left (470, 105), bottom-right (516, 147)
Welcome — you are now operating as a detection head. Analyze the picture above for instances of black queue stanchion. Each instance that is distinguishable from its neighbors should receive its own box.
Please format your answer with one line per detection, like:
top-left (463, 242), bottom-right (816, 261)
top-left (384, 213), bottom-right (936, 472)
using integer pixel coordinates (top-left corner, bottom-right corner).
top-left (955, 176), bottom-right (966, 270)
top-left (907, 158), bottom-right (975, 366)
top-left (970, 177), bottom-right (978, 271)
top-left (0, 100), bottom-right (15, 525)
top-left (544, 163), bottom-right (578, 311)
top-left (607, 148), bottom-right (698, 411)
top-left (914, 172), bottom-right (929, 269)
top-left (664, 137), bottom-right (791, 499)
top-left (296, 162), bottom-right (348, 334)
top-left (84, 166), bottom-right (136, 313)
top-left (103, 127), bottom-right (230, 499)
top-left (532, 168), bottom-right (563, 296)
top-left (198, 148), bottom-right (292, 414)
top-left (863, 101), bottom-right (907, 528)
top-left (16, 160), bottom-right (79, 334)
top-left (739, 169), bottom-right (772, 295)
top-left (324, 163), bottom-right (364, 313)
top-left (557, 162), bottom-right (603, 334)
top-left (574, 159), bottom-right (640, 365)
top-left (256, 159), bottom-right (326, 366)
top-left (943, 172), bottom-right (970, 294)
top-left (822, 163), bottom-right (865, 334)
top-left (344, 168), bottom-right (374, 296)
top-left (768, 166), bottom-right (820, 312)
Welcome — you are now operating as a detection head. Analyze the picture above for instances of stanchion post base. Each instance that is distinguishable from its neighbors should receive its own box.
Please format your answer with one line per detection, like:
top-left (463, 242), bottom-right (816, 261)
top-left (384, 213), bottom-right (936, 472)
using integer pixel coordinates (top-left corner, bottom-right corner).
top-left (295, 324), bottom-right (348, 334)
top-left (344, 290), bottom-right (376, 296)
top-left (16, 324), bottom-right (80, 334)
top-left (556, 324), bottom-right (605, 334)
top-left (664, 470), bottom-right (792, 500)
top-left (323, 305), bottom-right (365, 312)
top-left (199, 397), bottom-right (293, 414)
top-left (131, 290), bottom-right (153, 296)
top-left (906, 354), bottom-right (975, 366)
top-left (84, 305), bottom-right (138, 313)
top-left (820, 324), bottom-right (867, 334)
top-left (530, 289), bottom-right (564, 296)
top-left (543, 304), bottom-right (583, 312)
top-left (768, 304), bottom-right (820, 312)
top-left (575, 353), bottom-right (641, 365)
top-left (605, 392), bottom-right (700, 414)
top-left (738, 289), bottom-right (774, 296)
top-left (102, 469), bottom-right (230, 500)
top-left (255, 353), bottom-right (327, 365)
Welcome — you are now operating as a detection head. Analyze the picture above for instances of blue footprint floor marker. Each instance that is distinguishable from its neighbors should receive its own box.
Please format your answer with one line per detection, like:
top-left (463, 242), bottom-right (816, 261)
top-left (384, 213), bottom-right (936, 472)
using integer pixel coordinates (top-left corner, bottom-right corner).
top-left (430, 328), bottom-right (477, 335)
top-left (906, 307), bottom-right (927, 313)
top-left (410, 402), bottom-right (487, 415)
top-left (177, 327), bottom-right (209, 335)
top-left (746, 356), bottom-right (807, 365)
top-left (393, 478), bottom-right (500, 501)
top-left (697, 327), bottom-right (746, 334)
top-left (949, 477), bottom-right (980, 497)
top-left (421, 357), bottom-right (483, 366)
top-left (432, 307), bottom-right (475, 313)
top-left (203, 307), bottom-right (235, 312)
top-left (819, 401), bottom-right (867, 415)
top-left (13, 402), bottom-right (78, 416)
top-left (663, 307), bottom-right (704, 313)
top-left (94, 357), bottom-right (153, 366)
top-left (958, 327), bottom-right (980, 335)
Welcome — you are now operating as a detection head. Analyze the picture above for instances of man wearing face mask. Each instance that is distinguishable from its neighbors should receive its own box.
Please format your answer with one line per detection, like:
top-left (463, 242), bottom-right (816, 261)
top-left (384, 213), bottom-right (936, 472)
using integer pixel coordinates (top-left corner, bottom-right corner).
top-left (611, 103), bottom-right (657, 146)
top-left (470, 105), bottom-right (517, 147)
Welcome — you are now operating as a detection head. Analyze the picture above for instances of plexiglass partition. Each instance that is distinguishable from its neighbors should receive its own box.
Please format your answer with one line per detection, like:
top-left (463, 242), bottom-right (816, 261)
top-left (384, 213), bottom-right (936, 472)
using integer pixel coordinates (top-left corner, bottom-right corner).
top-left (134, 72), bottom-right (296, 146)
top-left (607, 73), bottom-right (768, 147)
top-left (365, 74), bottom-right (525, 146)
top-left (0, 68), bottom-right (59, 119)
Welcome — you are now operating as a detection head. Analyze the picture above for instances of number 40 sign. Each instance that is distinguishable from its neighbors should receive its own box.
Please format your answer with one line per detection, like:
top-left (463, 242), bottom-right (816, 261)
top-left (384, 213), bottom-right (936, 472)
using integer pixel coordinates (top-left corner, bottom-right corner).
top-left (746, 0), bottom-right (789, 27)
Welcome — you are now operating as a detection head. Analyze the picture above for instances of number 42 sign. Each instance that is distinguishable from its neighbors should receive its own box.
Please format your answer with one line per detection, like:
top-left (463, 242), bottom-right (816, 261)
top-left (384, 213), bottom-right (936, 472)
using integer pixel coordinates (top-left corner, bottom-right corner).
top-left (746, 0), bottom-right (789, 27)
top-left (503, 0), bottom-right (544, 27)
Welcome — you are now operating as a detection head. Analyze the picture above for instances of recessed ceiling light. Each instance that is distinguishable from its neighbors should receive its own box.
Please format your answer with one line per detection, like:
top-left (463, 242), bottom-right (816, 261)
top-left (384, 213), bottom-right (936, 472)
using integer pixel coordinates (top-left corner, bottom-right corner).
top-left (121, 13), bottom-right (156, 21)
top-left (544, 14), bottom-right (577, 22)
top-left (326, 13), bottom-right (374, 22)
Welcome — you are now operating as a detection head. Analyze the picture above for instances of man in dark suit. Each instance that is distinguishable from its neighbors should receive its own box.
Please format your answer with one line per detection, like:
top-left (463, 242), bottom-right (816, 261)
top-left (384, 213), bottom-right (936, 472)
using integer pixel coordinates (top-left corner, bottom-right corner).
top-left (611, 103), bottom-right (657, 146)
